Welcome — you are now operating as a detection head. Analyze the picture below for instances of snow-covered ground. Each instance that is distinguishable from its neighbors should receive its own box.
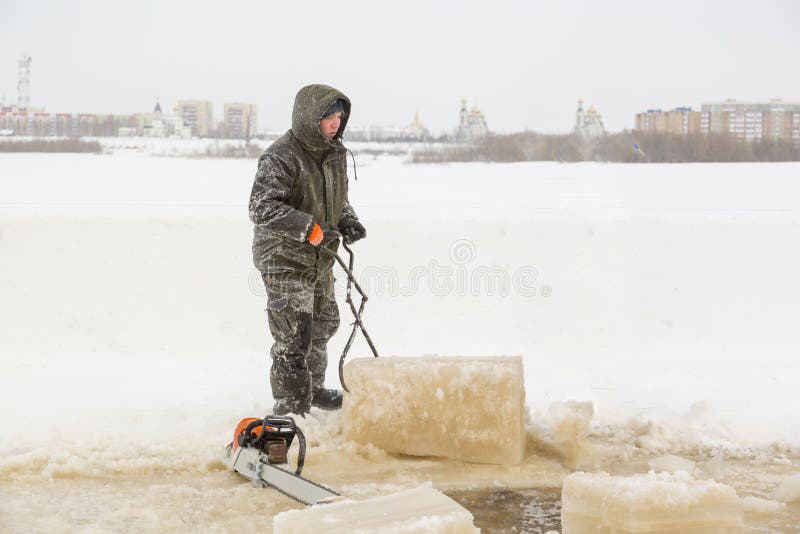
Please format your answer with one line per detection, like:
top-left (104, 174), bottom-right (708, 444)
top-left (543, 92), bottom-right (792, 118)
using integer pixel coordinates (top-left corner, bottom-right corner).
top-left (1, 150), bottom-right (799, 530)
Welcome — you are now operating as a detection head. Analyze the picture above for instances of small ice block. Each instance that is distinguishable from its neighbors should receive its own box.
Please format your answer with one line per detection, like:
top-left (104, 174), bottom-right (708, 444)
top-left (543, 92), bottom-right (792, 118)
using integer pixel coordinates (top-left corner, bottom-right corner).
top-left (772, 474), bottom-right (800, 503)
top-left (272, 485), bottom-right (479, 534)
top-left (342, 356), bottom-right (525, 464)
top-left (561, 471), bottom-right (743, 533)
top-left (648, 455), bottom-right (697, 474)
top-left (739, 495), bottom-right (785, 515)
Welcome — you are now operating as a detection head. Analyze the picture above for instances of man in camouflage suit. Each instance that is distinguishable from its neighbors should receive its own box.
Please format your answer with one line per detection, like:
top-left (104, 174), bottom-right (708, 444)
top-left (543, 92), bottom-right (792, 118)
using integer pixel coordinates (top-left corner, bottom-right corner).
top-left (248, 84), bottom-right (366, 416)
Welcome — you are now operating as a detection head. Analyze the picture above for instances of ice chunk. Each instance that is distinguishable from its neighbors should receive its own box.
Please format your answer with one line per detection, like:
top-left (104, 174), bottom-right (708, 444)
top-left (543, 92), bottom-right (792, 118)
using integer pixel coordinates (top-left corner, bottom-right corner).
top-left (343, 356), bottom-right (525, 465)
top-left (772, 474), bottom-right (800, 503)
top-left (701, 452), bottom-right (728, 480)
top-left (647, 454), bottom-right (697, 474)
top-left (548, 401), bottom-right (593, 462)
top-left (272, 485), bottom-right (479, 534)
top-left (561, 471), bottom-right (743, 532)
top-left (739, 495), bottom-right (785, 515)
top-left (549, 401), bottom-right (593, 436)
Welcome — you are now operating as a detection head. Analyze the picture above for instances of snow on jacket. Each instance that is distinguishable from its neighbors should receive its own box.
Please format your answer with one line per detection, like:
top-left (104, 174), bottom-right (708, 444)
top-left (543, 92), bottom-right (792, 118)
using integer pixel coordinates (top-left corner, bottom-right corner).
top-left (249, 84), bottom-right (359, 274)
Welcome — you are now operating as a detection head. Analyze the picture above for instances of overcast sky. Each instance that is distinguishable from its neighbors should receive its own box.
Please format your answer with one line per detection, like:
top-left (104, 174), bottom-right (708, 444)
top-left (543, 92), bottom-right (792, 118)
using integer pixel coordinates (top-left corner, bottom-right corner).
top-left (1, 0), bottom-right (798, 134)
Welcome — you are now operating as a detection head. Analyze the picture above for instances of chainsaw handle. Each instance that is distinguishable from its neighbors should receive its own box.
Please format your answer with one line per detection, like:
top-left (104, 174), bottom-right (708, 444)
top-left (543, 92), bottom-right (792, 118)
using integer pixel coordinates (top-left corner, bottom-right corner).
top-left (249, 415), bottom-right (305, 476)
top-left (238, 419), bottom-right (264, 448)
top-left (294, 425), bottom-right (306, 476)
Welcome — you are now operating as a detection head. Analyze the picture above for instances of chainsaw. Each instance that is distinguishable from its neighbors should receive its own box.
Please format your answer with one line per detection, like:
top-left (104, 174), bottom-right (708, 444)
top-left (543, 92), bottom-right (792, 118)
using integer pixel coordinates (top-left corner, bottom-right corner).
top-left (225, 245), bottom-right (377, 504)
top-left (223, 415), bottom-right (341, 505)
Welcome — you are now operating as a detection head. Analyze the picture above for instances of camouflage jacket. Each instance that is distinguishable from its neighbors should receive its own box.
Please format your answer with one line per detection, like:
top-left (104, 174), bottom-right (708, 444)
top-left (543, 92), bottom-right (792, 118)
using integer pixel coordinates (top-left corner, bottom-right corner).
top-left (249, 84), bottom-right (359, 274)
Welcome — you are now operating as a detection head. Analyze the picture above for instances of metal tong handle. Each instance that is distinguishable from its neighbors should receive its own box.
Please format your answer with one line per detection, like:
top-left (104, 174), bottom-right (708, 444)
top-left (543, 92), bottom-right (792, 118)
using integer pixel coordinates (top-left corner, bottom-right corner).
top-left (319, 242), bottom-right (379, 392)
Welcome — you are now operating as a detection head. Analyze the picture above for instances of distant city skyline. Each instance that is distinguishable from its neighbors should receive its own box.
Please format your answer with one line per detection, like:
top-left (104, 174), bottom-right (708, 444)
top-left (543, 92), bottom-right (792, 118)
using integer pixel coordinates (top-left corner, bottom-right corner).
top-left (1, 0), bottom-right (798, 135)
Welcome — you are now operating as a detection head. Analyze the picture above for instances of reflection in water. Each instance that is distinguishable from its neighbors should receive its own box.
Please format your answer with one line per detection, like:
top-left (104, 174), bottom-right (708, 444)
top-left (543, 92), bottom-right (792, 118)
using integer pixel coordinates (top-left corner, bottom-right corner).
top-left (448, 488), bottom-right (562, 533)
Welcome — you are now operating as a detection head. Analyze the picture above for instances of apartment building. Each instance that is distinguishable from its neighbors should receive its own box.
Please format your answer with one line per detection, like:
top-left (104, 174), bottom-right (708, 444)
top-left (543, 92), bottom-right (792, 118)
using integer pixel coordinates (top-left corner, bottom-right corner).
top-left (223, 103), bottom-right (257, 139)
top-left (177, 99), bottom-right (214, 137)
top-left (635, 107), bottom-right (701, 135)
top-left (700, 99), bottom-right (800, 143)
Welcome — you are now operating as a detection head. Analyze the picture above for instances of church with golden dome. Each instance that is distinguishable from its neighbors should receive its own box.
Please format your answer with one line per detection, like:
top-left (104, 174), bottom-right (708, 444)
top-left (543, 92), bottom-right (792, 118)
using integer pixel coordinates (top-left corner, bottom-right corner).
top-left (573, 98), bottom-right (606, 139)
top-left (455, 99), bottom-right (489, 141)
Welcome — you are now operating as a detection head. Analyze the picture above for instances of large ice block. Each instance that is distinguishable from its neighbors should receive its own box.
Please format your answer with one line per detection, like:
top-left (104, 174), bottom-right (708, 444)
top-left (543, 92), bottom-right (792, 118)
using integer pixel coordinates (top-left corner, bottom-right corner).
top-left (342, 356), bottom-right (525, 465)
top-left (272, 485), bottom-right (479, 534)
top-left (561, 471), bottom-right (743, 533)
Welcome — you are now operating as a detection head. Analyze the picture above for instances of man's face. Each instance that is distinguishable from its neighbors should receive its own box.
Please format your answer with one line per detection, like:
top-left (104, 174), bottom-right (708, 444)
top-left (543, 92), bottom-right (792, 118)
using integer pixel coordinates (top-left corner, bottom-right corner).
top-left (320, 112), bottom-right (343, 140)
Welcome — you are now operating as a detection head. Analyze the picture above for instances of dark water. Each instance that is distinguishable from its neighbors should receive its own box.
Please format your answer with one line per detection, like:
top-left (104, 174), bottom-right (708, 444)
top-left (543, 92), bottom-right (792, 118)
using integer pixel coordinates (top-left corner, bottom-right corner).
top-left (447, 488), bottom-right (562, 533)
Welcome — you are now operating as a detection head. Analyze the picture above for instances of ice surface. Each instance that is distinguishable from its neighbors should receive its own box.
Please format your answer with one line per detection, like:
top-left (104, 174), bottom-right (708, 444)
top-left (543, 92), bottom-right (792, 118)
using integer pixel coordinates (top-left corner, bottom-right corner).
top-left (648, 454), bottom-right (697, 474)
top-left (772, 474), bottom-right (800, 503)
top-left (272, 485), bottom-right (479, 534)
top-left (342, 356), bottom-right (525, 464)
top-left (561, 471), bottom-right (743, 532)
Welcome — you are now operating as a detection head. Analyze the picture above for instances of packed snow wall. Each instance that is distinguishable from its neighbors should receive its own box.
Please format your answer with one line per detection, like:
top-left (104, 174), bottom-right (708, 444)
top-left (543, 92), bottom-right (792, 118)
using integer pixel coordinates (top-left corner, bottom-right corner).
top-left (3, 210), bottom-right (800, 449)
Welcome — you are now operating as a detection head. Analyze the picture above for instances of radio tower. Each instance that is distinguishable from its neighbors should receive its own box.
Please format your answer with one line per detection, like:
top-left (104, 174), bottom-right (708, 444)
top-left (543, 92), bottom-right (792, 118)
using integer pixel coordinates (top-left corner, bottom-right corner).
top-left (17, 53), bottom-right (31, 111)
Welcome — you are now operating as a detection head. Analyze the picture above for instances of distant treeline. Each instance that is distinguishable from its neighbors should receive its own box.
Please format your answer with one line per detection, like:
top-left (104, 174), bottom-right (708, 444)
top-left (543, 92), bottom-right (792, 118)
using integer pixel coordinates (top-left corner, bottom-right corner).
top-left (411, 131), bottom-right (800, 163)
top-left (0, 139), bottom-right (103, 153)
top-left (202, 142), bottom-right (265, 158)
top-left (201, 141), bottom-right (407, 159)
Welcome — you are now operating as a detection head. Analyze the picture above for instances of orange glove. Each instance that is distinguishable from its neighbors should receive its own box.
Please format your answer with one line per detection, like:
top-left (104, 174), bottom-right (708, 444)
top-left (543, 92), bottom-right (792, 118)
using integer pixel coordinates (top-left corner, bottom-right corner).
top-left (307, 223), bottom-right (324, 246)
top-left (307, 222), bottom-right (341, 246)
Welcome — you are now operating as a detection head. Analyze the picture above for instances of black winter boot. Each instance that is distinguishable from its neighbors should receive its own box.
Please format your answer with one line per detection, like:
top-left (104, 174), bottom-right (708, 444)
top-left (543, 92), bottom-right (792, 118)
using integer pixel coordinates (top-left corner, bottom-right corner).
top-left (273, 397), bottom-right (310, 417)
top-left (311, 388), bottom-right (343, 410)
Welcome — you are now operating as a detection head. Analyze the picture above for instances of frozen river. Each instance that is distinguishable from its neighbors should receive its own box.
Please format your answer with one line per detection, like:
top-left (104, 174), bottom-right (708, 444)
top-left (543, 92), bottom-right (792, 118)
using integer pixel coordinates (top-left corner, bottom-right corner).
top-left (1, 152), bottom-right (799, 530)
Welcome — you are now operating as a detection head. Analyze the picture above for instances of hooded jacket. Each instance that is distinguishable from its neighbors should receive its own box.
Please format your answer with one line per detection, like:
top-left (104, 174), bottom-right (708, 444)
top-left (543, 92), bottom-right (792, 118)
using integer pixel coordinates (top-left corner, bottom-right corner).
top-left (249, 84), bottom-right (359, 274)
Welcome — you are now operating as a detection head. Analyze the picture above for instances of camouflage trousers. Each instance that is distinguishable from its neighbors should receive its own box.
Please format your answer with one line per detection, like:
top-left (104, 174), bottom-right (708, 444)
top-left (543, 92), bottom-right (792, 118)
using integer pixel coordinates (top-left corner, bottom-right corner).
top-left (261, 268), bottom-right (340, 401)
